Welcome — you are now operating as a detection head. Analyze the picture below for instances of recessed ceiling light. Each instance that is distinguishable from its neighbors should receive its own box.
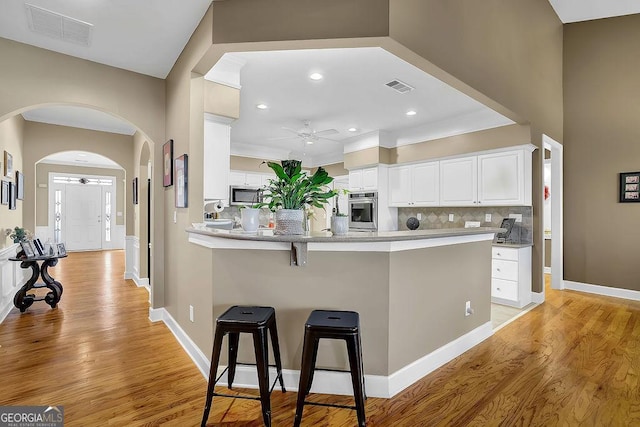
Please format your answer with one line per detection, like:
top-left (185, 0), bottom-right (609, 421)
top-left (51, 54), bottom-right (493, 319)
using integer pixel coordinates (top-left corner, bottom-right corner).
top-left (305, 140), bottom-right (314, 145)
top-left (406, 110), bottom-right (417, 116)
top-left (256, 103), bottom-right (268, 110)
top-left (309, 73), bottom-right (323, 81)
top-left (348, 127), bottom-right (358, 132)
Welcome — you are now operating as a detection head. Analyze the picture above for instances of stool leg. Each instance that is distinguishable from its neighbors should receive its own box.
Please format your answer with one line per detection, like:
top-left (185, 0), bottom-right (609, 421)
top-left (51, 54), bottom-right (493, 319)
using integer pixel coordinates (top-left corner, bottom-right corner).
top-left (227, 332), bottom-right (240, 389)
top-left (252, 328), bottom-right (272, 427)
top-left (347, 336), bottom-right (366, 427)
top-left (268, 317), bottom-right (286, 392)
top-left (294, 331), bottom-right (316, 427)
top-left (201, 329), bottom-right (225, 427)
top-left (356, 330), bottom-right (366, 400)
top-left (304, 338), bottom-right (319, 396)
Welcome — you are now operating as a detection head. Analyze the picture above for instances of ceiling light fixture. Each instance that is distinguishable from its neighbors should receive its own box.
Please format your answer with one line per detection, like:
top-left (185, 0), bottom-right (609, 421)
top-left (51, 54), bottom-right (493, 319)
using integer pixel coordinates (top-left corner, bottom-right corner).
top-left (305, 140), bottom-right (314, 145)
top-left (348, 127), bottom-right (358, 132)
top-left (309, 73), bottom-right (323, 81)
top-left (256, 103), bottom-right (268, 110)
top-left (406, 110), bottom-right (417, 116)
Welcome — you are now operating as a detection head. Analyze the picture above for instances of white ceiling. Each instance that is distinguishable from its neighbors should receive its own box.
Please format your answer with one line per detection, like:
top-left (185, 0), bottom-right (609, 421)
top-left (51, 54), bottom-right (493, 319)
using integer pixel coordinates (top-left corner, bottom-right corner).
top-left (207, 48), bottom-right (513, 166)
top-left (39, 151), bottom-right (121, 169)
top-left (548, 0), bottom-right (640, 23)
top-left (6, 0), bottom-right (640, 166)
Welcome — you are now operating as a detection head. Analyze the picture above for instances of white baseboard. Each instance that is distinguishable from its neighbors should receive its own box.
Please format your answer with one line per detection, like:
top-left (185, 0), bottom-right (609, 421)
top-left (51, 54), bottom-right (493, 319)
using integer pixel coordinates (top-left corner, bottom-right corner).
top-left (531, 291), bottom-right (545, 304)
top-left (544, 266), bottom-right (551, 274)
top-left (150, 307), bottom-right (494, 399)
top-left (564, 280), bottom-right (640, 301)
top-left (149, 307), bottom-right (210, 378)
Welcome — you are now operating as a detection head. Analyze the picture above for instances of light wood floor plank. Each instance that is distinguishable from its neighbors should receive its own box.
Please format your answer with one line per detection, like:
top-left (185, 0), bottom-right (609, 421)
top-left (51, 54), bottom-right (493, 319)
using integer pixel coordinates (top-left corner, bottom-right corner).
top-left (1, 251), bottom-right (640, 426)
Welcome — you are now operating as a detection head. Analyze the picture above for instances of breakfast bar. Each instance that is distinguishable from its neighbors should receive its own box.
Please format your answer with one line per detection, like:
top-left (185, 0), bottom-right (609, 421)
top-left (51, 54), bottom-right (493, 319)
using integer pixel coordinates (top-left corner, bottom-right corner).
top-left (187, 226), bottom-right (503, 398)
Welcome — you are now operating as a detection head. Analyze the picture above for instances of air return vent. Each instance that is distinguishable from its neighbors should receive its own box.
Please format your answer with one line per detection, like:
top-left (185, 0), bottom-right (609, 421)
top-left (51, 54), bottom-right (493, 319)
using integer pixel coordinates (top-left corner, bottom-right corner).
top-left (385, 79), bottom-right (414, 94)
top-left (26, 3), bottom-right (93, 47)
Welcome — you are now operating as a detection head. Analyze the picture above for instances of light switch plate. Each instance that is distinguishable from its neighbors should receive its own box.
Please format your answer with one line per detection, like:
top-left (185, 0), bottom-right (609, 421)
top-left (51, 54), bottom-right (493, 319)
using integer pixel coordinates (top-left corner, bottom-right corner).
top-left (448, 214), bottom-right (454, 222)
top-left (509, 213), bottom-right (523, 223)
top-left (174, 211), bottom-right (177, 223)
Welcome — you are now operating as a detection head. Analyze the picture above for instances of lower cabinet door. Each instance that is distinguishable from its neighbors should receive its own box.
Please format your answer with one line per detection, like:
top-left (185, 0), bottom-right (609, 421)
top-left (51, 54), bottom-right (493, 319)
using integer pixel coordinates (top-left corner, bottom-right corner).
top-left (492, 278), bottom-right (518, 301)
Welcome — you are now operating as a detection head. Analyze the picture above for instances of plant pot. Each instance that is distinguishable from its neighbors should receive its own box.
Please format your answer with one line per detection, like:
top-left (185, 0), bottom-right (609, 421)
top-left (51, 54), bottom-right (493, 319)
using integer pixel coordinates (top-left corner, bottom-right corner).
top-left (241, 208), bottom-right (260, 232)
top-left (275, 209), bottom-right (304, 235)
top-left (331, 215), bottom-right (349, 236)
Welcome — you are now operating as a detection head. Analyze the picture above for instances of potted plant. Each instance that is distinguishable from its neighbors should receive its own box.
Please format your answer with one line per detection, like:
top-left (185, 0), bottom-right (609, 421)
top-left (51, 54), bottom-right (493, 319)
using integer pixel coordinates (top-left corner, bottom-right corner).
top-left (331, 189), bottom-right (349, 235)
top-left (5, 226), bottom-right (31, 243)
top-left (261, 160), bottom-right (336, 234)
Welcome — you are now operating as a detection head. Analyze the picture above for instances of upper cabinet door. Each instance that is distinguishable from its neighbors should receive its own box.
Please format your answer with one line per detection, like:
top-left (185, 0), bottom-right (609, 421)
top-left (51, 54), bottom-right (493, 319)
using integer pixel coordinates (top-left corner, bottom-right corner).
top-left (362, 167), bottom-right (378, 190)
top-left (203, 119), bottom-right (231, 201)
top-left (439, 157), bottom-right (478, 206)
top-left (412, 162), bottom-right (439, 206)
top-left (349, 169), bottom-right (363, 190)
top-left (388, 165), bottom-right (412, 206)
top-left (478, 151), bottom-right (528, 205)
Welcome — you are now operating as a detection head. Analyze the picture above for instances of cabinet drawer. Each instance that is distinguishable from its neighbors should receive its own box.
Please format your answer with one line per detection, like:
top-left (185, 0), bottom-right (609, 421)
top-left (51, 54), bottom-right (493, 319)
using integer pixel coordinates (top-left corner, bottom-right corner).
top-left (492, 278), bottom-right (518, 301)
top-left (492, 247), bottom-right (519, 261)
top-left (492, 259), bottom-right (518, 281)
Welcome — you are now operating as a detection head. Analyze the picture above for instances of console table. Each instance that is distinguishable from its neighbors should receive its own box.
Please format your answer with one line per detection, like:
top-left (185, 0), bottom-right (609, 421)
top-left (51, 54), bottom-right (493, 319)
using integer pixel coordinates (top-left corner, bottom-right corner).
top-left (9, 253), bottom-right (67, 312)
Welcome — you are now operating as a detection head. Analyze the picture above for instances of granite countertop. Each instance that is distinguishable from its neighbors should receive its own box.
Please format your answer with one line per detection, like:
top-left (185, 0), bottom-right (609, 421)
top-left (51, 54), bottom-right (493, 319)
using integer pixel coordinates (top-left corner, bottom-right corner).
top-left (492, 242), bottom-right (533, 248)
top-left (187, 226), bottom-right (505, 243)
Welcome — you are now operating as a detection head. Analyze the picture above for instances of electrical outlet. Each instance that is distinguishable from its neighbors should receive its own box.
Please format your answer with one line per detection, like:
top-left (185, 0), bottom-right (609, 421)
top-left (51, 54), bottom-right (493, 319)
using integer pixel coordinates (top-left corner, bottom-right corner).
top-left (465, 301), bottom-right (473, 317)
top-left (449, 213), bottom-right (454, 222)
top-left (189, 305), bottom-right (194, 322)
top-left (417, 213), bottom-right (422, 220)
top-left (485, 214), bottom-right (491, 222)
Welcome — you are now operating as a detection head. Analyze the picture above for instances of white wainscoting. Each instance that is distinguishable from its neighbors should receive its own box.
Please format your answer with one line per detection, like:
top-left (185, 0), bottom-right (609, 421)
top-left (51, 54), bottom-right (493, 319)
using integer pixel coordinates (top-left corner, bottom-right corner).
top-left (0, 244), bottom-right (28, 323)
top-left (149, 306), bottom-right (494, 399)
top-left (124, 236), bottom-right (148, 290)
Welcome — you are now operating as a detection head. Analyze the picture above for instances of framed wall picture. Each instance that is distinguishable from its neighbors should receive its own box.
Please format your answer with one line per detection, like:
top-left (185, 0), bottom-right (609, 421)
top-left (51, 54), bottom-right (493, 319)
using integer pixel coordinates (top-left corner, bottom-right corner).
top-left (1, 180), bottom-right (8, 205)
top-left (175, 153), bottom-right (188, 208)
top-left (163, 139), bottom-right (173, 187)
top-left (20, 241), bottom-right (35, 258)
top-left (8, 182), bottom-right (16, 210)
top-left (4, 151), bottom-right (12, 178)
top-left (132, 177), bottom-right (138, 205)
top-left (16, 171), bottom-right (24, 200)
top-left (620, 172), bottom-right (640, 202)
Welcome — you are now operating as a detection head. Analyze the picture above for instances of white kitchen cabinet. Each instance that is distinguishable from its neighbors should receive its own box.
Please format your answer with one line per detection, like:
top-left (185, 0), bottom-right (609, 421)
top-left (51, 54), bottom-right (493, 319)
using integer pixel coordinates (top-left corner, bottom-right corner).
top-left (478, 150), bottom-right (531, 206)
top-left (388, 162), bottom-right (439, 207)
top-left (439, 157), bottom-right (477, 206)
top-left (491, 246), bottom-right (532, 308)
top-left (229, 171), bottom-right (268, 188)
top-left (349, 167), bottom-right (378, 191)
top-left (203, 115), bottom-right (231, 201)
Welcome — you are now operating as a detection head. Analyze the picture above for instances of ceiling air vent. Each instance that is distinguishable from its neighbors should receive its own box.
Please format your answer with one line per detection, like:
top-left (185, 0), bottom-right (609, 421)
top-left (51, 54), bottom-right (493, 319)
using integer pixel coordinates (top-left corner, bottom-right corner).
top-left (385, 79), bottom-right (414, 94)
top-left (26, 3), bottom-right (93, 47)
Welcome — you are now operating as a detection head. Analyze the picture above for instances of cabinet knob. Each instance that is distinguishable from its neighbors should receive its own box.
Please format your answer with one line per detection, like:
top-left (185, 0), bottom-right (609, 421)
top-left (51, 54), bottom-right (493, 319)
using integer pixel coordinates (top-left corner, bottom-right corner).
top-left (497, 252), bottom-right (501, 256)
top-left (497, 287), bottom-right (501, 291)
top-left (496, 268), bottom-right (501, 272)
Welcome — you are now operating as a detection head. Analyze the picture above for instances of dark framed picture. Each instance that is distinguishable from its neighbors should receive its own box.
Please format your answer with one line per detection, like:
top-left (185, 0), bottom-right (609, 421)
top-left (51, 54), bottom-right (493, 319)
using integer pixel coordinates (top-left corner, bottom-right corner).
top-left (620, 172), bottom-right (640, 203)
top-left (163, 139), bottom-right (173, 187)
top-left (175, 153), bottom-right (188, 208)
top-left (57, 243), bottom-right (67, 256)
top-left (33, 238), bottom-right (44, 256)
top-left (132, 177), bottom-right (138, 205)
top-left (8, 182), bottom-right (16, 210)
top-left (3, 150), bottom-right (12, 178)
top-left (20, 241), bottom-right (35, 258)
top-left (16, 171), bottom-right (24, 200)
top-left (1, 180), bottom-right (8, 205)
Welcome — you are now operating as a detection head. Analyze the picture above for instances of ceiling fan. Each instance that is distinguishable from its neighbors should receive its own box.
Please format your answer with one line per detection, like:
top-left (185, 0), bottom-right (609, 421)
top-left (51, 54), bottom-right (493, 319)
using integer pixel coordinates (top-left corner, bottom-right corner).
top-left (268, 120), bottom-right (339, 144)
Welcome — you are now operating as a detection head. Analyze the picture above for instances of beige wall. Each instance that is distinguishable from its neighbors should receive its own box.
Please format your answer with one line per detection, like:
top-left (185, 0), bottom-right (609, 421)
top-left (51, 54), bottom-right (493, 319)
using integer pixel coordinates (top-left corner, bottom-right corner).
top-left (22, 122), bottom-right (135, 235)
top-left (204, 81), bottom-right (240, 118)
top-left (35, 163), bottom-right (125, 227)
top-left (230, 155), bottom-right (277, 173)
top-left (0, 115), bottom-right (24, 250)
top-left (564, 15), bottom-right (640, 291)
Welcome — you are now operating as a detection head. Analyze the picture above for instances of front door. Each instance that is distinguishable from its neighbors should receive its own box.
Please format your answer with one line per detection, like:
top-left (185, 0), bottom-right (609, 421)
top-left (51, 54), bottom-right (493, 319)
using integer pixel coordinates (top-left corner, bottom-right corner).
top-left (65, 185), bottom-right (102, 251)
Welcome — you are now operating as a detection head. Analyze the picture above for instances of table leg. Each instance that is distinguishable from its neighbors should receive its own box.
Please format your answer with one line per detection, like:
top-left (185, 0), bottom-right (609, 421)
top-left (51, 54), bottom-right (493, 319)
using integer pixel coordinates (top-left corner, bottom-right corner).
top-left (13, 261), bottom-right (40, 313)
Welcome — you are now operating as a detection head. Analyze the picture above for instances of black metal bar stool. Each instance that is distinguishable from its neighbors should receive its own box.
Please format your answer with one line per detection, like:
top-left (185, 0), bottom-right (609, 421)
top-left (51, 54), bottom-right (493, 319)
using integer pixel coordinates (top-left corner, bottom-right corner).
top-left (201, 305), bottom-right (286, 427)
top-left (294, 310), bottom-right (366, 427)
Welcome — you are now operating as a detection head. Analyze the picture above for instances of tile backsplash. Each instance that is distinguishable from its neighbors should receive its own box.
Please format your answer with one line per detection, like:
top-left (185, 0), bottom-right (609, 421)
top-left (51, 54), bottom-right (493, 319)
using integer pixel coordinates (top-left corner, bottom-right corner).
top-left (398, 206), bottom-right (532, 244)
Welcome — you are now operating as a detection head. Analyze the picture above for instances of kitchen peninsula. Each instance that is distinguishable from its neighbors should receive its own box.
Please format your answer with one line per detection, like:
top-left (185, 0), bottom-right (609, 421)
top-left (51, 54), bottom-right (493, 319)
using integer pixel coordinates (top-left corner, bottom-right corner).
top-left (187, 226), bottom-right (503, 398)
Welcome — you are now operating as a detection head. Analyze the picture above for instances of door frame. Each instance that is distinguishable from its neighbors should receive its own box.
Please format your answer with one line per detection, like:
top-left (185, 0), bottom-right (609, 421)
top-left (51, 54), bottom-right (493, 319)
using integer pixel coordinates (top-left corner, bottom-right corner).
top-left (48, 172), bottom-right (116, 250)
top-left (543, 135), bottom-right (564, 290)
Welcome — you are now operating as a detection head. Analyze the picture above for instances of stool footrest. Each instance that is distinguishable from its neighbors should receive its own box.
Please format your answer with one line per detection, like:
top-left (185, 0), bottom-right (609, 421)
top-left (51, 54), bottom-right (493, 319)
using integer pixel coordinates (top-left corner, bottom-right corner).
top-left (303, 400), bottom-right (357, 411)
top-left (212, 363), bottom-right (285, 395)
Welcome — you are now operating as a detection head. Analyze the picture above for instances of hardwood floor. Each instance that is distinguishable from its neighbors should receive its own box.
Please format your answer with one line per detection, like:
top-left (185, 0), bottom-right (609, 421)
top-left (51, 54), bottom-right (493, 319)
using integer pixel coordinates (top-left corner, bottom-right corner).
top-left (1, 251), bottom-right (639, 426)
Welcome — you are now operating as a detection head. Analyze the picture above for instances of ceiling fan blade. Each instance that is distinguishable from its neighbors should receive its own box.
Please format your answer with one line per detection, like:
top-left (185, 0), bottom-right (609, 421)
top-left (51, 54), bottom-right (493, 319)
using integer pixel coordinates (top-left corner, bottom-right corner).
top-left (316, 135), bottom-right (341, 142)
top-left (267, 135), bottom-right (299, 141)
top-left (314, 129), bottom-right (339, 137)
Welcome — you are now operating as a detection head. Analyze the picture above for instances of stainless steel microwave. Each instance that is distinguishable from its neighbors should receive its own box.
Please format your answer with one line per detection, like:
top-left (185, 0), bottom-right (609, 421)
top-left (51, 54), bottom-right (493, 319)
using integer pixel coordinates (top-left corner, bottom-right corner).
top-left (229, 186), bottom-right (262, 206)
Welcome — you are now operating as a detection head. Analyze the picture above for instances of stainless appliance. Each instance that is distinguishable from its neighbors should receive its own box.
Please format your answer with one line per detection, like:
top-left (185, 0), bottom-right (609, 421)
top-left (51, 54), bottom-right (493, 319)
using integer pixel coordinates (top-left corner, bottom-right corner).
top-left (229, 186), bottom-right (262, 206)
top-left (348, 191), bottom-right (377, 231)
